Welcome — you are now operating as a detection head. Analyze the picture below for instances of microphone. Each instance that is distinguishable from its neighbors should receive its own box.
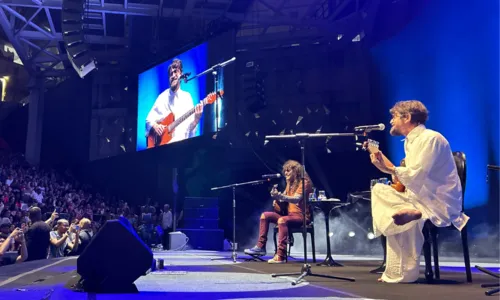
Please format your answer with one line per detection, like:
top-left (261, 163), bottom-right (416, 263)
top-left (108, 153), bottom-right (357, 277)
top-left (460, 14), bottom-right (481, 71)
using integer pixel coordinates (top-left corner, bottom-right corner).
top-left (179, 72), bottom-right (191, 83)
top-left (354, 123), bottom-right (385, 132)
top-left (262, 173), bottom-right (281, 179)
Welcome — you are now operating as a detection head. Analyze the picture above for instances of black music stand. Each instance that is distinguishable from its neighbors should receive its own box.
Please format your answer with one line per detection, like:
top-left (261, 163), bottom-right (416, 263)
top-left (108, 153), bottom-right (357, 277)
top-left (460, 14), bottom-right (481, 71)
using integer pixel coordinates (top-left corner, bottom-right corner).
top-left (475, 165), bottom-right (500, 296)
top-left (476, 265), bottom-right (499, 296)
top-left (210, 178), bottom-right (267, 263)
top-left (266, 132), bottom-right (357, 285)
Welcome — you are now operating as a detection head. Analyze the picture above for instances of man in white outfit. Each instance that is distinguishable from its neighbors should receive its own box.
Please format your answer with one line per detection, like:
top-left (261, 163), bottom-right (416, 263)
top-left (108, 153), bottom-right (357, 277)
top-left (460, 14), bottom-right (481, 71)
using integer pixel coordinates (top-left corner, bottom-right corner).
top-left (145, 58), bottom-right (203, 145)
top-left (369, 100), bottom-right (469, 283)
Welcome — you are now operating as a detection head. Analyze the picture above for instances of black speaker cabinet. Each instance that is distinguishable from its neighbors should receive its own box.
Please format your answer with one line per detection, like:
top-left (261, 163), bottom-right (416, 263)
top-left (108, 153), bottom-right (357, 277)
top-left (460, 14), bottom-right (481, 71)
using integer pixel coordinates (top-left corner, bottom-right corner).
top-left (76, 217), bottom-right (153, 293)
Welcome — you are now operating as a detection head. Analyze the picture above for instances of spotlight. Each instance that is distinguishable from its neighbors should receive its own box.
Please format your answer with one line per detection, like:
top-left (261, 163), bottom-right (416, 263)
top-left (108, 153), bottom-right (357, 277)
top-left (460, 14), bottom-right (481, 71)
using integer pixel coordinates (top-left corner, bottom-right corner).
top-left (367, 232), bottom-right (375, 240)
top-left (348, 231), bottom-right (355, 237)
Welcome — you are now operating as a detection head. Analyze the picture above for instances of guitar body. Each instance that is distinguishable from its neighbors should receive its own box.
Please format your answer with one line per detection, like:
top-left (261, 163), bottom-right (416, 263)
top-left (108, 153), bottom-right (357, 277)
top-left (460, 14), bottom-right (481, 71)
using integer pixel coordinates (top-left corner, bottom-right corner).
top-left (363, 139), bottom-right (406, 193)
top-left (391, 181), bottom-right (406, 192)
top-left (271, 184), bottom-right (288, 215)
top-left (147, 113), bottom-right (175, 148)
top-left (274, 201), bottom-right (289, 216)
top-left (390, 158), bottom-right (406, 192)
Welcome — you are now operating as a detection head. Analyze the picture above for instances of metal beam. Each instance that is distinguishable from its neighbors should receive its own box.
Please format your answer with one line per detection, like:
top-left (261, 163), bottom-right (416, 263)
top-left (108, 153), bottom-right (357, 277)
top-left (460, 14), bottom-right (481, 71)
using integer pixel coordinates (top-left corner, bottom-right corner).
top-left (0, 6), bottom-right (31, 70)
top-left (1, 5), bottom-right (53, 38)
top-left (0, 0), bottom-right (226, 18)
top-left (44, 8), bottom-right (56, 34)
top-left (14, 7), bottom-right (41, 36)
top-left (18, 30), bottom-right (127, 45)
top-left (0, 0), bottom-right (322, 27)
top-left (20, 37), bottom-right (61, 61)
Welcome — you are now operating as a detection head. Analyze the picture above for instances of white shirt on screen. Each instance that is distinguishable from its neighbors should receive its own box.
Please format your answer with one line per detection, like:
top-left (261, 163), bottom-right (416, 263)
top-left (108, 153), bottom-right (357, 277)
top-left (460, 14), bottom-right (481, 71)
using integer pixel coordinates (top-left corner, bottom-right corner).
top-left (145, 88), bottom-right (198, 144)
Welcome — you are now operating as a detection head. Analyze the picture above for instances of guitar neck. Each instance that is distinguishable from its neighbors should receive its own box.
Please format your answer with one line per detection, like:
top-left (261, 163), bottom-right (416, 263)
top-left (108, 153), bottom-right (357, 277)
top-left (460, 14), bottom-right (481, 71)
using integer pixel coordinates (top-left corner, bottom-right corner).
top-left (169, 99), bottom-right (206, 131)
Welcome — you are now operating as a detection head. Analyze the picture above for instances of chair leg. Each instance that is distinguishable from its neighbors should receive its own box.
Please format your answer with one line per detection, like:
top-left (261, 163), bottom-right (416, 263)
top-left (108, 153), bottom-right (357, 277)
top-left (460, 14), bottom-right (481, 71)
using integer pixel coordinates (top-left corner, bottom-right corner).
top-left (431, 226), bottom-right (440, 280)
top-left (273, 229), bottom-right (278, 255)
top-left (422, 227), bottom-right (434, 282)
top-left (461, 225), bottom-right (472, 283)
top-left (310, 230), bottom-right (316, 263)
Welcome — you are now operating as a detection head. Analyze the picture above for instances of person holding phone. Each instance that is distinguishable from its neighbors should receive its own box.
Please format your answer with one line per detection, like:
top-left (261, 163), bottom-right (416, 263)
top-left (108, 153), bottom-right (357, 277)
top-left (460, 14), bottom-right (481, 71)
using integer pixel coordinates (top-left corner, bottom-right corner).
top-left (49, 219), bottom-right (79, 258)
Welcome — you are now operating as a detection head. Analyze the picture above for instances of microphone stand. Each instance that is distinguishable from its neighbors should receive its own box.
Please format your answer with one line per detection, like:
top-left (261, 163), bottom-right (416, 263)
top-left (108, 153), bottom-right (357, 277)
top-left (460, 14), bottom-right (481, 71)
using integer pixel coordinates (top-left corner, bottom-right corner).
top-left (186, 57), bottom-right (236, 132)
top-left (210, 178), bottom-right (267, 263)
top-left (266, 132), bottom-right (359, 285)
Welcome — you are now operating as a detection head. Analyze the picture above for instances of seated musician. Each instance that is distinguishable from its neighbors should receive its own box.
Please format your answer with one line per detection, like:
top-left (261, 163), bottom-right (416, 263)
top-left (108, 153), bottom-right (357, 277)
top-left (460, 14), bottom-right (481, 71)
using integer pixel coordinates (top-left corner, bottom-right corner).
top-left (244, 160), bottom-right (313, 264)
top-left (367, 100), bottom-right (469, 283)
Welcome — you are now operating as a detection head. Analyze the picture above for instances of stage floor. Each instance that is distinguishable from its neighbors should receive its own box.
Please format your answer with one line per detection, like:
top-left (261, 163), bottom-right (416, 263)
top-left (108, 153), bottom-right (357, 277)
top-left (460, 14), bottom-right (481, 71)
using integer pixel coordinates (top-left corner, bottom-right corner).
top-left (0, 250), bottom-right (498, 300)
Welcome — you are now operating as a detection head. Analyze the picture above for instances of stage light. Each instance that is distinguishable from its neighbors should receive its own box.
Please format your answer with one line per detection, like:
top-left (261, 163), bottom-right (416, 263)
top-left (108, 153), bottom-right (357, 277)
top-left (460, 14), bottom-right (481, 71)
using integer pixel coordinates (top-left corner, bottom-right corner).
top-left (348, 231), bottom-right (356, 237)
top-left (0, 76), bottom-right (9, 102)
top-left (367, 232), bottom-right (375, 240)
top-left (328, 232), bottom-right (333, 237)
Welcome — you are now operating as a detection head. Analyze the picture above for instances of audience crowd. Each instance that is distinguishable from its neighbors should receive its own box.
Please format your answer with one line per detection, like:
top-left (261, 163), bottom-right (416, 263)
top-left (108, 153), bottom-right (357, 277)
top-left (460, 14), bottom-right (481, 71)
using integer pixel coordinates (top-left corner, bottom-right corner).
top-left (0, 150), bottom-right (175, 266)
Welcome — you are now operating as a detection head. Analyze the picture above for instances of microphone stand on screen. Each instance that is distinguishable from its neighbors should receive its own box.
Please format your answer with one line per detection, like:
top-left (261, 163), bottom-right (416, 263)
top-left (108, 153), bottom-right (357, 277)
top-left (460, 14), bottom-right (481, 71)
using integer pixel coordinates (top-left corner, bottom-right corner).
top-left (185, 57), bottom-right (236, 132)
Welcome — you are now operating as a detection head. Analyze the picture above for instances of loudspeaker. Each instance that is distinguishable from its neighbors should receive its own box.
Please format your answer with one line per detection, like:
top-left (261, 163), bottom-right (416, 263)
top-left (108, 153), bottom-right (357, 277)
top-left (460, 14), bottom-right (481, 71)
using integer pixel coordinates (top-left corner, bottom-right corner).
top-left (61, 0), bottom-right (96, 78)
top-left (77, 217), bottom-right (153, 293)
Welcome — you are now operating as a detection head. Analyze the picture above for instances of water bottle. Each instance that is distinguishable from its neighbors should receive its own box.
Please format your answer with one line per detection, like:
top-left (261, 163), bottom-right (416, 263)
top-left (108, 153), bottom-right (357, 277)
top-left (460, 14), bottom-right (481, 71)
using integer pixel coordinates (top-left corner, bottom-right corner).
top-left (318, 190), bottom-right (327, 201)
top-left (308, 188), bottom-right (317, 202)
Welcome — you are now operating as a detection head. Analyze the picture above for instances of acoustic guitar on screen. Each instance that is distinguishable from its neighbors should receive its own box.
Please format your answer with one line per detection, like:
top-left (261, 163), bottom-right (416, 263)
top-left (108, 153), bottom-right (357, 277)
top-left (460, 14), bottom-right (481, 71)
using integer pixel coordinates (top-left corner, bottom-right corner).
top-left (362, 139), bottom-right (406, 193)
top-left (147, 90), bottom-right (224, 148)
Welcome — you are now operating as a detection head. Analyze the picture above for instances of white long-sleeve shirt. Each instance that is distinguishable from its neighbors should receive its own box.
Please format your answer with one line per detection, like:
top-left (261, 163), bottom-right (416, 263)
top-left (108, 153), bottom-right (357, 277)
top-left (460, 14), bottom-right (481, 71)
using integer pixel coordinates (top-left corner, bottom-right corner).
top-left (161, 210), bottom-right (173, 229)
top-left (145, 88), bottom-right (197, 144)
top-left (394, 125), bottom-right (469, 230)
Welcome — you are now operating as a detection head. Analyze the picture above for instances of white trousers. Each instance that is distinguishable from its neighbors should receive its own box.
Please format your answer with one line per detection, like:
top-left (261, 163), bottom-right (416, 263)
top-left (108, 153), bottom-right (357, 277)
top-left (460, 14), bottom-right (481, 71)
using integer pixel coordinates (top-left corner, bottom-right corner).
top-left (371, 184), bottom-right (427, 283)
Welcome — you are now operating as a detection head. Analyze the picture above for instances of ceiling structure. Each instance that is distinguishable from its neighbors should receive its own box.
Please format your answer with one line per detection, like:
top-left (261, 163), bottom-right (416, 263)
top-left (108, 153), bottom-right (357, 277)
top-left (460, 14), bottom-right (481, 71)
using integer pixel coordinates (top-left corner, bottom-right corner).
top-left (0, 0), bottom-right (380, 78)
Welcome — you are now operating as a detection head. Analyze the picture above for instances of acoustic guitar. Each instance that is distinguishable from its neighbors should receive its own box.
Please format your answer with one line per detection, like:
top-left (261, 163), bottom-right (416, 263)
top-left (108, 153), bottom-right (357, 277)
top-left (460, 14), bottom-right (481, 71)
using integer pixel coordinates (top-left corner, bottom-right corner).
top-left (271, 184), bottom-right (288, 216)
top-left (147, 90), bottom-right (224, 148)
top-left (363, 139), bottom-right (406, 193)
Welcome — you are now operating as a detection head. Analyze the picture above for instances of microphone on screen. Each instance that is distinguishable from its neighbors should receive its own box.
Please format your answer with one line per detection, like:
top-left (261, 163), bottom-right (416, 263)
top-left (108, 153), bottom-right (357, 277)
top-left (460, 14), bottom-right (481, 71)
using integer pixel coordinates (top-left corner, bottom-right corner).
top-left (179, 72), bottom-right (191, 83)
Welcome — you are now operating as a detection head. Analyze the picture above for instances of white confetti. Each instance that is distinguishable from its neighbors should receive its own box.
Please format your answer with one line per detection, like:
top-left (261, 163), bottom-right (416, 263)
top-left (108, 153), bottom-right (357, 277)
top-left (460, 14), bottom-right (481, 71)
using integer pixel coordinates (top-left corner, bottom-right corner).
top-left (323, 105), bottom-right (330, 115)
top-left (296, 116), bottom-right (303, 126)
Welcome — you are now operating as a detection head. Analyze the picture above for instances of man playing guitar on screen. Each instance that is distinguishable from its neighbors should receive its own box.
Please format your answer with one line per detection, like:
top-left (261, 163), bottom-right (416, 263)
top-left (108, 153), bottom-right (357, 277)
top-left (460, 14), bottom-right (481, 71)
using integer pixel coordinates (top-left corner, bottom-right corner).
top-left (145, 58), bottom-right (203, 147)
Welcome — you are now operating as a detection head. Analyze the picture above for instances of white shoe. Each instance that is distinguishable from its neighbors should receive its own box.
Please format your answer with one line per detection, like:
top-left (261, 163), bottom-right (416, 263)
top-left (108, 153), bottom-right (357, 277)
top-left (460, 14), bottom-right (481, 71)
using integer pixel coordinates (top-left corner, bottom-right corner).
top-left (267, 255), bottom-right (285, 264)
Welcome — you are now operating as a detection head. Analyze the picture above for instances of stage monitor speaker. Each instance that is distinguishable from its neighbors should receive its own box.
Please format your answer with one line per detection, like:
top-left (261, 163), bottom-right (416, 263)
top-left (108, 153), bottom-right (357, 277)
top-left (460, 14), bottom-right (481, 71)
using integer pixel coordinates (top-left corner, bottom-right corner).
top-left (61, 0), bottom-right (96, 78)
top-left (77, 217), bottom-right (153, 293)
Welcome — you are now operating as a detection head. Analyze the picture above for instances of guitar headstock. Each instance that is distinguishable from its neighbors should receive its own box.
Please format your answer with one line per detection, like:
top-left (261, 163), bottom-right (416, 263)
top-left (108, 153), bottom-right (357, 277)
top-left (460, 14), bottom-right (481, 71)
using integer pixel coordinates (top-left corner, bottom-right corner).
top-left (204, 90), bottom-right (225, 105)
top-left (362, 139), bottom-right (380, 154)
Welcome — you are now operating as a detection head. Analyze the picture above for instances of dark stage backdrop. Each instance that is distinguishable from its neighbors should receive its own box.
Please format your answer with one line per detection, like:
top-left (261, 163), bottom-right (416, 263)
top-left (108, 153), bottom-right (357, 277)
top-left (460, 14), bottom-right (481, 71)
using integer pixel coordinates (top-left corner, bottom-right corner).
top-left (41, 77), bottom-right (92, 167)
top-left (370, 0), bottom-right (499, 256)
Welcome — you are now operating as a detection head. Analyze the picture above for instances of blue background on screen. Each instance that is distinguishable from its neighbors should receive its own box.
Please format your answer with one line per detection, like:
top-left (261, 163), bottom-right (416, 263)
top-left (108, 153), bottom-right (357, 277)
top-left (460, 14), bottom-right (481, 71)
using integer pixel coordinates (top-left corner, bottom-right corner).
top-left (137, 43), bottom-right (208, 151)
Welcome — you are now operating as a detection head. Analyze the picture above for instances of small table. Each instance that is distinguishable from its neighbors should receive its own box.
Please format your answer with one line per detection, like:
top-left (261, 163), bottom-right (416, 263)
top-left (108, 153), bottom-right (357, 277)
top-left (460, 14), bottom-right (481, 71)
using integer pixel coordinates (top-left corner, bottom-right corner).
top-left (309, 198), bottom-right (351, 267)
